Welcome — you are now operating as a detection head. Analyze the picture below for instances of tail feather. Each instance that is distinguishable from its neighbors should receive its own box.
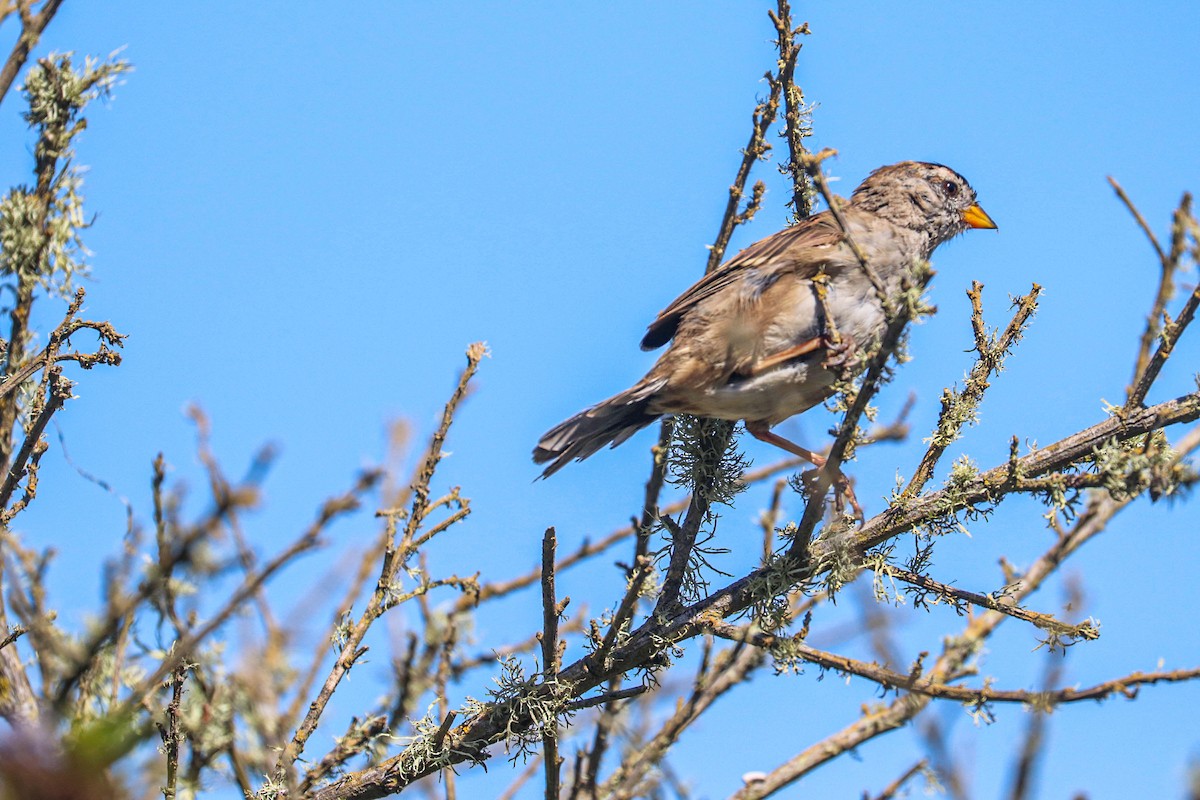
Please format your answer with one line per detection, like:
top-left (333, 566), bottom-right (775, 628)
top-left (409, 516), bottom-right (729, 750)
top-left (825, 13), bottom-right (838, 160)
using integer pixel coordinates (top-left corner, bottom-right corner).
top-left (533, 379), bottom-right (666, 477)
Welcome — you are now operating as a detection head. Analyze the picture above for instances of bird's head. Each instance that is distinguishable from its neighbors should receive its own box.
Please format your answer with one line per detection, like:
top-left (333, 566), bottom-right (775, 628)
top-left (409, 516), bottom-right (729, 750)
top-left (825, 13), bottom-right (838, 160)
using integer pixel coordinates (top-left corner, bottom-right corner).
top-left (850, 161), bottom-right (997, 252)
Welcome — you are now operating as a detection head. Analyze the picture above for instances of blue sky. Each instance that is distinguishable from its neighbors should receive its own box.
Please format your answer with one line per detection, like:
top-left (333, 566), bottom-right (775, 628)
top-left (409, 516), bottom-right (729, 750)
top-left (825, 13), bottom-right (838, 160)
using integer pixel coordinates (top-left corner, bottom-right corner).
top-left (2, 2), bottom-right (1199, 798)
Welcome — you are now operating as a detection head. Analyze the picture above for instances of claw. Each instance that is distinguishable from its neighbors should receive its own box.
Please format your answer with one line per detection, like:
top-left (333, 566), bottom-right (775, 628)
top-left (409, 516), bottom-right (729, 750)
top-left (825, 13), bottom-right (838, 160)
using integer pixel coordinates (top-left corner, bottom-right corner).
top-left (829, 468), bottom-right (864, 520)
top-left (798, 465), bottom-right (862, 520)
top-left (746, 420), bottom-right (864, 521)
top-left (820, 334), bottom-right (858, 371)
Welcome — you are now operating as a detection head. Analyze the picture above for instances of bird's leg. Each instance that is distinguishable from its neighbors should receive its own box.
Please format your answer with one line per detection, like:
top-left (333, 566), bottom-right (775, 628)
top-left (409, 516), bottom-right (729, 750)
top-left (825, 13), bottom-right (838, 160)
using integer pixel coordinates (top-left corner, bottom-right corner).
top-left (744, 420), bottom-right (826, 465)
top-left (744, 420), bottom-right (863, 519)
top-left (747, 332), bottom-right (860, 377)
top-left (747, 338), bottom-right (824, 375)
top-left (809, 272), bottom-right (859, 372)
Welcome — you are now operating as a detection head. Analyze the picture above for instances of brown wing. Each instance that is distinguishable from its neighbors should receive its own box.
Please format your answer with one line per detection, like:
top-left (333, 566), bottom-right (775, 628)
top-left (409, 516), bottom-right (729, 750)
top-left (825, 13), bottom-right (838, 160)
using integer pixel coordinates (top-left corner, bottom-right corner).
top-left (640, 211), bottom-right (844, 351)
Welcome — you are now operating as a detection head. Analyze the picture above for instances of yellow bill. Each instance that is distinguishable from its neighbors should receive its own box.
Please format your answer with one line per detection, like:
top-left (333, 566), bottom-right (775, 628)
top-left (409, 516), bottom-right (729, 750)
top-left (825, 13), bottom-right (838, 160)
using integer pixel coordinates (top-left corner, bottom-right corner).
top-left (962, 203), bottom-right (998, 230)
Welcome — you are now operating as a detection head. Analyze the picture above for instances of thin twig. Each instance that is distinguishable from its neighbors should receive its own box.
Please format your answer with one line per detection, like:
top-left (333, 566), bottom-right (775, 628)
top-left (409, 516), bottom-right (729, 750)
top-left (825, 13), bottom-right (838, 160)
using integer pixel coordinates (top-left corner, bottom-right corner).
top-left (459, 452), bottom-right (805, 615)
top-left (708, 621), bottom-right (1187, 706)
top-left (498, 755), bottom-right (544, 800)
top-left (539, 527), bottom-right (563, 800)
top-left (706, 77), bottom-right (783, 272)
top-left (1107, 182), bottom-right (1195, 404)
top-left (638, 420), bottom-right (674, 560)
top-left (128, 527), bottom-right (327, 705)
top-left (0, 367), bottom-right (69, 510)
top-left (866, 759), bottom-right (928, 800)
top-left (1107, 176), bottom-right (1169, 266)
top-left (0, 0), bottom-right (64, 106)
top-left (767, 1), bottom-right (813, 221)
top-left (802, 148), bottom-right (887, 302)
top-left (594, 556), bottom-right (653, 670)
top-left (1005, 656), bottom-right (1061, 800)
top-left (276, 344), bottom-right (483, 781)
top-left (159, 663), bottom-right (187, 800)
top-left (563, 685), bottom-right (648, 713)
top-left (604, 641), bottom-right (763, 800)
top-left (902, 283), bottom-right (1041, 498)
top-left (789, 261), bottom-right (934, 556)
top-left (300, 715), bottom-right (389, 794)
top-left (848, 390), bottom-right (1199, 557)
top-left (1128, 280), bottom-right (1200, 408)
top-left (654, 483), bottom-right (713, 615)
top-left (579, 674), bottom-right (623, 796)
top-left (430, 583), bottom-right (458, 800)
top-left (867, 564), bottom-right (1096, 640)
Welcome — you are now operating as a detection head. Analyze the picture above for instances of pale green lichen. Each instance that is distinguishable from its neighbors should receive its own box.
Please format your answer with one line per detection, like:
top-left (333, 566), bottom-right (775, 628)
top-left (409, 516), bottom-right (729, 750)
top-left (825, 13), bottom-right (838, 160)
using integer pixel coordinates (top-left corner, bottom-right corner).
top-left (1, 53), bottom-right (130, 296)
top-left (666, 415), bottom-right (750, 509)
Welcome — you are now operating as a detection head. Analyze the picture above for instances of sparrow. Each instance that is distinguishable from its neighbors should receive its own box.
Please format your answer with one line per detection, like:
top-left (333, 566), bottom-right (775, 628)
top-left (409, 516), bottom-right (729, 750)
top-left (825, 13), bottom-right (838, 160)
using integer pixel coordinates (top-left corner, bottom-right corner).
top-left (533, 161), bottom-right (996, 480)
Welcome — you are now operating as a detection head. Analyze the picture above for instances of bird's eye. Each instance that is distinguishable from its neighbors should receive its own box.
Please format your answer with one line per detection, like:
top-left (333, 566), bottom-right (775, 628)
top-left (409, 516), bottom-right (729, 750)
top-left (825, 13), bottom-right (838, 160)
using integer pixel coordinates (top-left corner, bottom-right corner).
top-left (941, 180), bottom-right (959, 197)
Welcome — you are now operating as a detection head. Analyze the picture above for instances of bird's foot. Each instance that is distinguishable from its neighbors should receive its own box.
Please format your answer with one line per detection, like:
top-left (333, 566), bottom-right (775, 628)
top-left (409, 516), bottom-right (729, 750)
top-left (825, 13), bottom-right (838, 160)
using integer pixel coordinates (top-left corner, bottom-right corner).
top-left (820, 334), bottom-right (858, 371)
top-left (745, 421), bottom-right (863, 521)
top-left (799, 464), bottom-right (864, 521)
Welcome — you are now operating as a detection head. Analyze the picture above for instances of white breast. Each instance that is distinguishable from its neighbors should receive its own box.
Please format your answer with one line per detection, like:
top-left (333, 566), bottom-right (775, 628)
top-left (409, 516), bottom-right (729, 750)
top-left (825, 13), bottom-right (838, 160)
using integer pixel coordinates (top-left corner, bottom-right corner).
top-left (682, 359), bottom-right (838, 424)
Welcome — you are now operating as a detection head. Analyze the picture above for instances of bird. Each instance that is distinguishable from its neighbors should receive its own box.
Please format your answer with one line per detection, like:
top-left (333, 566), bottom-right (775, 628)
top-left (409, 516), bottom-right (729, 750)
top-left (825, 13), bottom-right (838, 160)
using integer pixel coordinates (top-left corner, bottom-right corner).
top-left (533, 161), bottom-right (996, 483)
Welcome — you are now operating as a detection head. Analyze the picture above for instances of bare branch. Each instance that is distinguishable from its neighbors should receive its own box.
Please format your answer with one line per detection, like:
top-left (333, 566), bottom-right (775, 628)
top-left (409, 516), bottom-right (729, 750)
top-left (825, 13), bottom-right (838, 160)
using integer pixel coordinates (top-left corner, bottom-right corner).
top-left (767, 1), bottom-right (814, 220)
top-left (0, 0), bottom-right (64, 105)
top-left (706, 76), bottom-right (783, 272)
top-left (539, 527), bottom-right (563, 800)
top-left (867, 563), bottom-right (1097, 641)
top-left (866, 760), bottom-right (928, 800)
top-left (1128, 278), bottom-right (1200, 408)
top-left (275, 343), bottom-right (483, 782)
top-left (902, 282), bottom-right (1041, 498)
top-left (801, 148), bottom-right (887, 302)
top-left (1107, 176), bottom-right (1169, 265)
